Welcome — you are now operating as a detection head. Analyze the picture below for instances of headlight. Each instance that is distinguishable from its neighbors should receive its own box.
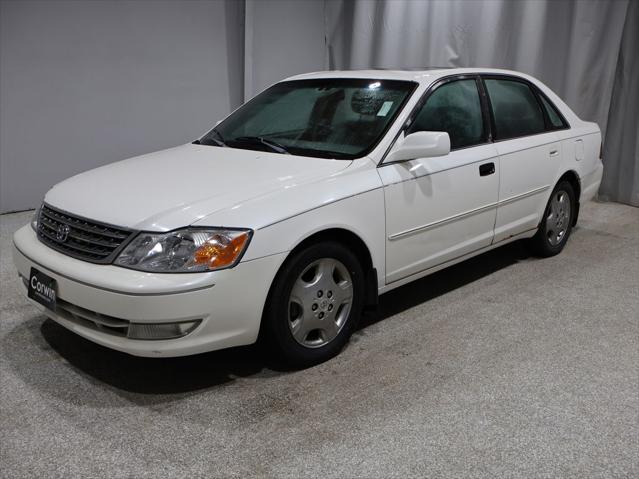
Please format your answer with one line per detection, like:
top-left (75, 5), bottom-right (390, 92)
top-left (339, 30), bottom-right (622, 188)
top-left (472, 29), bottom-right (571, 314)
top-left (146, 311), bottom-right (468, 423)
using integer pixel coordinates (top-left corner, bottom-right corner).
top-left (115, 228), bottom-right (252, 273)
top-left (31, 204), bottom-right (42, 232)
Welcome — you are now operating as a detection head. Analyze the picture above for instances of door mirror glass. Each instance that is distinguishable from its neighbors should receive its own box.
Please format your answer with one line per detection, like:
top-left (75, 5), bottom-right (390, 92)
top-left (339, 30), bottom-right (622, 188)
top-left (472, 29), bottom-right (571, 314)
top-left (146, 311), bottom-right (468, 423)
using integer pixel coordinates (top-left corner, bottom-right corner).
top-left (384, 131), bottom-right (451, 163)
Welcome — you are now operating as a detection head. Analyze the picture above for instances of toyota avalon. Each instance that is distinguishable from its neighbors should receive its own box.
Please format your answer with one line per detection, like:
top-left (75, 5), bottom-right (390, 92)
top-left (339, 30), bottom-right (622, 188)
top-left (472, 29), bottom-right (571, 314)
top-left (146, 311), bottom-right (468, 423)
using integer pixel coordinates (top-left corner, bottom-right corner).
top-left (13, 68), bottom-right (604, 366)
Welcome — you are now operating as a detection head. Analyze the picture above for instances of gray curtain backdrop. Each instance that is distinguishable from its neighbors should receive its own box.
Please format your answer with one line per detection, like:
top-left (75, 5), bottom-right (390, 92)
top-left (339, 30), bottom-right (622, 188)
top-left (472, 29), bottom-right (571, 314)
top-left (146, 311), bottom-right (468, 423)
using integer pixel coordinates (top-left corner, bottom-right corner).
top-left (1, 0), bottom-right (636, 212)
top-left (599, 0), bottom-right (638, 206)
top-left (325, 0), bottom-right (637, 206)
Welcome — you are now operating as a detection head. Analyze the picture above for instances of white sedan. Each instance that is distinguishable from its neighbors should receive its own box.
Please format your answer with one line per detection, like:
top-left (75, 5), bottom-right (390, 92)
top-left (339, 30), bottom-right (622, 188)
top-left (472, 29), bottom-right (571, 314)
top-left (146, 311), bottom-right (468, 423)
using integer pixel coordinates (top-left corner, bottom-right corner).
top-left (13, 68), bottom-right (603, 366)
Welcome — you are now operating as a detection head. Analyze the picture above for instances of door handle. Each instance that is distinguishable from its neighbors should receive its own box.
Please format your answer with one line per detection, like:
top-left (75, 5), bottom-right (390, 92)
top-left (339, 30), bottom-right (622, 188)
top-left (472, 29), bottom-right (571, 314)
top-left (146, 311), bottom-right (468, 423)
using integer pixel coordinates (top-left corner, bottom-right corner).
top-left (550, 149), bottom-right (559, 157)
top-left (479, 162), bottom-right (495, 176)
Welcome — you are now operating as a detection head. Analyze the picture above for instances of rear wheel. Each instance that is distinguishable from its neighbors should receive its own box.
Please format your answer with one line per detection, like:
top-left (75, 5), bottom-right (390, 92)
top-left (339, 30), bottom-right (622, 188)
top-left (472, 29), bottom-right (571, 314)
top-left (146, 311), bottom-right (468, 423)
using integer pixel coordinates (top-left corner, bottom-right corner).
top-left (261, 242), bottom-right (364, 368)
top-left (528, 181), bottom-right (576, 257)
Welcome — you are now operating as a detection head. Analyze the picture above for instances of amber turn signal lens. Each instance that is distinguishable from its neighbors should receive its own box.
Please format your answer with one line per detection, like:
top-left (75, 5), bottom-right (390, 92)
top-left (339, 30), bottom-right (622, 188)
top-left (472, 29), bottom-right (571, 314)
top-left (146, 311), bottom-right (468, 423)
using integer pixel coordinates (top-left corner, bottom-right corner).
top-left (193, 231), bottom-right (250, 270)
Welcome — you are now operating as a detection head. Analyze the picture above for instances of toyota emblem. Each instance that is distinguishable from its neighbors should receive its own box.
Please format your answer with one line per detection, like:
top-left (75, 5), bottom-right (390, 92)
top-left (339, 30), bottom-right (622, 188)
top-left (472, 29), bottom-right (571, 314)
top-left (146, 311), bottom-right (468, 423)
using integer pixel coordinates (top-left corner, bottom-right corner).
top-left (55, 224), bottom-right (70, 243)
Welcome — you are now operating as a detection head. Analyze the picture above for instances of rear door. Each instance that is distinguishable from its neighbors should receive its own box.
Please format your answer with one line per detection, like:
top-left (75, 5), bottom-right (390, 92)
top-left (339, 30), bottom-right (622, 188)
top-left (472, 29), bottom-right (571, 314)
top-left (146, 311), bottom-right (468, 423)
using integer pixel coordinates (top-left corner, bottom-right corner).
top-left (483, 77), bottom-right (563, 242)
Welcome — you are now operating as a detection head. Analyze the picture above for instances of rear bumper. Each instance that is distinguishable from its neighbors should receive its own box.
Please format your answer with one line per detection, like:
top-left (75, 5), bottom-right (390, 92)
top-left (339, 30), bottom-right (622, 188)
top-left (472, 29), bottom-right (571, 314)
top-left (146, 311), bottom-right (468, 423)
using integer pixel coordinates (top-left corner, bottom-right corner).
top-left (581, 159), bottom-right (604, 202)
top-left (13, 225), bottom-right (286, 357)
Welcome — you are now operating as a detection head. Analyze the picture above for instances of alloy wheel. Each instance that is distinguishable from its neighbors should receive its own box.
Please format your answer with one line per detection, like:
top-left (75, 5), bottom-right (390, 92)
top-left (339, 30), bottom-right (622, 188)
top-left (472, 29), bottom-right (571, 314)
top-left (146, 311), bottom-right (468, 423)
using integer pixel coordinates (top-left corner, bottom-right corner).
top-left (288, 258), bottom-right (353, 348)
top-left (545, 189), bottom-right (571, 246)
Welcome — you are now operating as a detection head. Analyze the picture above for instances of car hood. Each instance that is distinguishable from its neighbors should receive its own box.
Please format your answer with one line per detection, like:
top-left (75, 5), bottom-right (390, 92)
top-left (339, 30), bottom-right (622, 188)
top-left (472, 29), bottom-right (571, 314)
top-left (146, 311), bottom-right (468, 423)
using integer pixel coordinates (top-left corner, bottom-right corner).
top-left (44, 144), bottom-right (352, 231)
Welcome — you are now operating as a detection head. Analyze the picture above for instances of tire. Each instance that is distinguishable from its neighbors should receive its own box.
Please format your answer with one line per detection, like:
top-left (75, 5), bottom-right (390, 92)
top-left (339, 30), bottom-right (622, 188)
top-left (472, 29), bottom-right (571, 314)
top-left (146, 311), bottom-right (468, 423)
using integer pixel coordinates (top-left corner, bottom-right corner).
top-left (261, 241), bottom-right (365, 368)
top-left (528, 180), bottom-right (576, 257)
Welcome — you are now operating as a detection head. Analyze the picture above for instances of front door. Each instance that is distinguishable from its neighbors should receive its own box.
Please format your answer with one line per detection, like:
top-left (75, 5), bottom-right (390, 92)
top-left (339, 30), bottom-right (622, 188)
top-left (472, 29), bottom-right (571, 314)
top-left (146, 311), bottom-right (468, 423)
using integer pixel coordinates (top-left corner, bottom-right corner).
top-left (379, 77), bottom-right (500, 284)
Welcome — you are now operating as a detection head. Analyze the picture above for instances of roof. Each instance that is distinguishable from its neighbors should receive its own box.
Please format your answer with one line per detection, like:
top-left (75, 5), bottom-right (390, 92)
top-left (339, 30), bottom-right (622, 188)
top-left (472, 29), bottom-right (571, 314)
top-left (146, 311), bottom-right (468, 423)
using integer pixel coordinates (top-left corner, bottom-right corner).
top-left (286, 67), bottom-right (532, 85)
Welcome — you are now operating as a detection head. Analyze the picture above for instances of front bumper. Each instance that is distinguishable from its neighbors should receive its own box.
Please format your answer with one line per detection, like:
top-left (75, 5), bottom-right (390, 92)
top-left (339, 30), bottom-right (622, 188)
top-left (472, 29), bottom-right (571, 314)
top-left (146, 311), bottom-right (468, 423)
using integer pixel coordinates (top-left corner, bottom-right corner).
top-left (13, 225), bottom-right (286, 357)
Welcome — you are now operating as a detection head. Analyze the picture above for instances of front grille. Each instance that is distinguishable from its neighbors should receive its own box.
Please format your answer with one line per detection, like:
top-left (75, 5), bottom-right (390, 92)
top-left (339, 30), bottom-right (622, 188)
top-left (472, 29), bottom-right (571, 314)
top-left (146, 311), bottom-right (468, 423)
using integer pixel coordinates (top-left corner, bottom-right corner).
top-left (37, 204), bottom-right (134, 264)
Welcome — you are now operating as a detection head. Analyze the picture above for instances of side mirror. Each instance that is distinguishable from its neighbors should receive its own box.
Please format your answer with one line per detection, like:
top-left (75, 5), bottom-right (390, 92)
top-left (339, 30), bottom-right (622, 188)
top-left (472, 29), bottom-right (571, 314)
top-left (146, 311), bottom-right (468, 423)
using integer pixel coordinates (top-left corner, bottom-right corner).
top-left (384, 131), bottom-right (451, 163)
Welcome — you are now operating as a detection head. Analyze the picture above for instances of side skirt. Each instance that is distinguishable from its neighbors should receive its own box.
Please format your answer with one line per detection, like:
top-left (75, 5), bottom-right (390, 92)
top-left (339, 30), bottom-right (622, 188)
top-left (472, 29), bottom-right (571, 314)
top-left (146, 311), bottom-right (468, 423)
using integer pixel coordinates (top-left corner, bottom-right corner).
top-left (378, 227), bottom-right (537, 296)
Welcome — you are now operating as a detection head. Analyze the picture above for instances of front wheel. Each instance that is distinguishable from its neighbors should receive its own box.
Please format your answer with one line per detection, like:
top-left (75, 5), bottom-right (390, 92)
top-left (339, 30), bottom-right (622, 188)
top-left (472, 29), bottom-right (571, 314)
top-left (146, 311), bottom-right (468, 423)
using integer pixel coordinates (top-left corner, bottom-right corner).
top-left (261, 242), bottom-right (365, 368)
top-left (528, 180), bottom-right (576, 257)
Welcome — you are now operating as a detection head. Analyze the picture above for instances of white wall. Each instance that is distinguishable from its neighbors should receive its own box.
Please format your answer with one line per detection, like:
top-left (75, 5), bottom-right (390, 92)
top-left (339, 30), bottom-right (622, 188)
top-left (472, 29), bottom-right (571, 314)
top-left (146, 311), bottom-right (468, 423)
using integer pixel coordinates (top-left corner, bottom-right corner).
top-left (0, 0), bottom-right (244, 212)
top-left (0, 0), bottom-right (328, 213)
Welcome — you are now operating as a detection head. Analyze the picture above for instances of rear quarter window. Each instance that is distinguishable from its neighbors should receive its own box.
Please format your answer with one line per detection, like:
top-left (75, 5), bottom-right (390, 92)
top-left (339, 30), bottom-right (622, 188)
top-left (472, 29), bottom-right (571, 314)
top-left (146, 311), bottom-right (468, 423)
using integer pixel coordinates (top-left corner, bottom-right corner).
top-left (539, 93), bottom-right (568, 129)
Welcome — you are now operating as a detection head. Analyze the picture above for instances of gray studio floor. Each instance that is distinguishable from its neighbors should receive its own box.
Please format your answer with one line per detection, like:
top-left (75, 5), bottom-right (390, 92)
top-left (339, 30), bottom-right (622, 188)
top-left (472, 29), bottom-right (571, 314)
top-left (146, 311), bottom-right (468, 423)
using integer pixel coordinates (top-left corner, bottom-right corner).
top-left (1, 201), bottom-right (637, 478)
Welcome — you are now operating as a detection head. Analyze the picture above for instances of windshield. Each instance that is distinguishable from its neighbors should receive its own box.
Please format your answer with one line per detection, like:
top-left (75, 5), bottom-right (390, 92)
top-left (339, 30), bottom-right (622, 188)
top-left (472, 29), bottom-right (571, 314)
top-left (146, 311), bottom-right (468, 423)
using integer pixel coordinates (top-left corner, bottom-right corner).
top-left (199, 79), bottom-right (417, 159)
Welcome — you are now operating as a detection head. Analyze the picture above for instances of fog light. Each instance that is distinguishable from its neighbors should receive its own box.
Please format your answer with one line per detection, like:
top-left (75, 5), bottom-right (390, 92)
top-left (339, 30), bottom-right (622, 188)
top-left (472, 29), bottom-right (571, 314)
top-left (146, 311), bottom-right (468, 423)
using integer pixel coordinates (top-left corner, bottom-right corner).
top-left (127, 320), bottom-right (201, 340)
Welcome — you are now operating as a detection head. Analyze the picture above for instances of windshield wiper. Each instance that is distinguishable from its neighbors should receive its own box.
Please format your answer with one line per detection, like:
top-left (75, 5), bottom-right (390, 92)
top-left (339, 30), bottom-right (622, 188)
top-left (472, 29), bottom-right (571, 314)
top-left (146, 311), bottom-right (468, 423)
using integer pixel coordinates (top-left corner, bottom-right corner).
top-left (196, 129), bottom-right (227, 147)
top-left (232, 136), bottom-right (290, 154)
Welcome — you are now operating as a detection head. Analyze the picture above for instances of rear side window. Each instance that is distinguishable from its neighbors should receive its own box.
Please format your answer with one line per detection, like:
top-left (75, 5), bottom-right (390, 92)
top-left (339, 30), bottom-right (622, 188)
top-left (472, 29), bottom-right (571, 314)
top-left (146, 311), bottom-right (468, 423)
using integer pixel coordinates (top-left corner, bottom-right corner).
top-left (539, 93), bottom-right (567, 129)
top-left (408, 79), bottom-right (485, 150)
top-left (485, 79), bottom-right (545, 140)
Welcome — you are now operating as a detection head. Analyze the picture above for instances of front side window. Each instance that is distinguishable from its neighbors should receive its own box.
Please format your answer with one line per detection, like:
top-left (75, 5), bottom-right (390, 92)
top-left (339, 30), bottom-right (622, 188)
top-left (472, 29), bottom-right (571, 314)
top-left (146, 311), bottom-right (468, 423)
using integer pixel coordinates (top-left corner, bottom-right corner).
top-left (408, 79), bottom-right (485, 150)
top-left (484, 79), bottom-right (545, 140)
top-left (199, 79), bottom-right (416, 159)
